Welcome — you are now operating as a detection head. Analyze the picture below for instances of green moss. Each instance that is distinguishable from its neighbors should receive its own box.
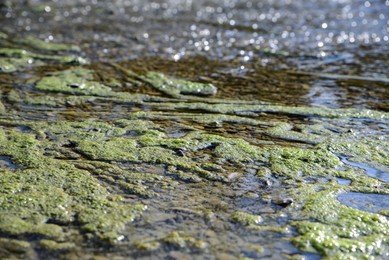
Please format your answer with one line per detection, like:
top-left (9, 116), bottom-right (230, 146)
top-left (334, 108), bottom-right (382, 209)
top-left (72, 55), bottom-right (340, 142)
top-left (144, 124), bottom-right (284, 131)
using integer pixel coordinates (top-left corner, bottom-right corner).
top-left (35, 68), bottom-right (114, 96)
top-left (267, 147), bottom-right (340, 179)
top-left (17, 36), bottom-right (80, 52)
top-left (378, 209), bottom-right (389, 217)
top-left (0, 127), bottom-right (147, 243)
top-left (163, 231), bottom-right (207, 249)
top-left (291, 185), bottom-right (389, 257)
top-left (247, 225), bottom-right (290, 233)
top-left (0, 100), bottom-right (5, 114)
top-left (8, 89), bottom-right (98, 107)
top-left (0, 32), bottom-right (7, 39)
top-left (79, 203), bottom-right (146, 242)
top-left (0, 47), bottom-right (87, 73)
top-left (135, 240), bottom-right (161, 251)
top-left (142, 71), bottom-right (217, 98)
top-left (0, 238), bottom-right (31, 253)
top-left (1, 56), bottom-right (389, 259)
top-left (39, 240), bottom-right (75, 251)
top-left (131, 111), bottom-right (273, 127)
top-left (322, 135), bottom-right (389, 170)
top-left (171, 102), bottom-right (388, 121)
top-left (0, 216), bottom-right (64, 239)
top-left (134, 232), bottom-right (206, 252)
top-left (232, 212), bottom-right (263, 225)
top-left (266, 123), bottom-right (327, 144)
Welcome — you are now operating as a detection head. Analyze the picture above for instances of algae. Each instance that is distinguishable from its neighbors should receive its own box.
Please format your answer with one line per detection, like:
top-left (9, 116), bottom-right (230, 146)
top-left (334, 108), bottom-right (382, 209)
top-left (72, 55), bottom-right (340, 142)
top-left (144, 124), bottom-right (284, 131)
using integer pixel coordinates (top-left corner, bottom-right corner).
top-left (163, 231), bottom-right (207, 249)
top-left (39, 240), bottom-right (75, 251)
top-left (16, 36), bottom-right (81, 53)
top-left (1, 57), bottom-right (389, 259)
top-left (0, 47), bottom-right (87, 73)
top-left (232, 211), bottom-right (263, 225)
top-left (142, 71), bottom-right (217, 98)
top-left (0, 127), bottom-right (147, 244)
top-left (135, 231), bottom-right (206, 252)
top-left (110, 62), bottom-right (217, 98)
top-left (35, 68), bottom-right (114, 96)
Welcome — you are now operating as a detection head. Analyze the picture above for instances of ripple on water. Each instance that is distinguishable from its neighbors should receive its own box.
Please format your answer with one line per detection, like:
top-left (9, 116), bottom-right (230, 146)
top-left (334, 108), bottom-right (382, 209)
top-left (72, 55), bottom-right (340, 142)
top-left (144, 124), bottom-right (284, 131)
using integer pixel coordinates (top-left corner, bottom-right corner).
top-left (337, 192), bottom-right (389, 214)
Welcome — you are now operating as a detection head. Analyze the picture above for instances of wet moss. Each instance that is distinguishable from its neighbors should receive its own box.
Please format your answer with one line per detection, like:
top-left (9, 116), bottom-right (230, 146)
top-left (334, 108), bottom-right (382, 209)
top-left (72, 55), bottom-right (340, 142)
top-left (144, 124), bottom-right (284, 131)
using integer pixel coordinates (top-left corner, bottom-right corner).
top-left (247, 225), bottom-right (290, 233)
top-left (0, 48), bottom-right (87, 73)
top-left (17, 36), bottom-right (80, 53)
top-left (170, 102), bottom-right (388, 121)
top-left (323, 135), bottom-right (389, 170)
top-left (0, 238), bottom-right (31, 253)
top-left (35, 68), bottom-right (114, 96)
top-left (163, 231), bottom-right (207, 249)
top-left (0, 127), bottom-right (147, 244)
top-left (232, 211), bottom-right (263, 225)
top-left (267, 146), bottom-right (340, 179)
top-left (0, 100), bottom-right (5, 113)
top-left (134, 232), bottom-right (206, 252)
top-left (142, 71), bottom-right (217, 98)
top-left (266, 123), bottom-right (327, 144)
top-left (39, 240), bottom-right (76, 251)
top-left (1, 57), bottom-right (389, 259)
top-left (0, 216), bottom-right (64, 239)
top-left (291, 184), bottom-right (389, 257)
top-left (135, 240), bottom-right (161, 251)
top-left (8, 89), bottom-right (98, 107)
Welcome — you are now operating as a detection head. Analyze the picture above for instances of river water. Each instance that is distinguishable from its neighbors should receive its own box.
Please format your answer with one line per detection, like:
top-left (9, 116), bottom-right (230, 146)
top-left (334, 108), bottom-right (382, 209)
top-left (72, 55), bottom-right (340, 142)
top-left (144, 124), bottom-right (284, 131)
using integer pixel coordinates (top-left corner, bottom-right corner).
top-left (0, 1), bottom-right (389, 259)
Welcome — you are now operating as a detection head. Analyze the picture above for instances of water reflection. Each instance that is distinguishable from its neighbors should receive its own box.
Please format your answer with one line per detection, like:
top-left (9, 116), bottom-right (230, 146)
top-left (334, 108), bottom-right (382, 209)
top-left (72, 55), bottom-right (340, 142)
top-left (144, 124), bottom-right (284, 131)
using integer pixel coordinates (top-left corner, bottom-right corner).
top-left (1, 0), bottom-right (388, 72)
top-left (340, 156), bottom-right (389, 183)
top-left (338, 192), bottom-right (389, 214)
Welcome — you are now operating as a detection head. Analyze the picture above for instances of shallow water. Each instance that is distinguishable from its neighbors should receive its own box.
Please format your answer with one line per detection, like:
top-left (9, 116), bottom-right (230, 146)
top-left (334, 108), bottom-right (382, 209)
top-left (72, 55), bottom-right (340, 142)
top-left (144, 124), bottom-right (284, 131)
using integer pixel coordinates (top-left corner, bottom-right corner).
top-left (337, 192), bottom-right (389, 214)
top-left (1, 1), bottom-right (389, 259)
top-left (1, 0), bottom-right (389, 109)
top-left (340, 155), bottom-right (389, 183)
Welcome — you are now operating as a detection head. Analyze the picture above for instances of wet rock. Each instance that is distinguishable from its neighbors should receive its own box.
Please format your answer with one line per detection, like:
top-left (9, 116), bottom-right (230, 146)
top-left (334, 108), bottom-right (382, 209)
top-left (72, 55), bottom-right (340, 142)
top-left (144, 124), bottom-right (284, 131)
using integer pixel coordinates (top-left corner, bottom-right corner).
top-left (271, 197), bottom-right (294, 207)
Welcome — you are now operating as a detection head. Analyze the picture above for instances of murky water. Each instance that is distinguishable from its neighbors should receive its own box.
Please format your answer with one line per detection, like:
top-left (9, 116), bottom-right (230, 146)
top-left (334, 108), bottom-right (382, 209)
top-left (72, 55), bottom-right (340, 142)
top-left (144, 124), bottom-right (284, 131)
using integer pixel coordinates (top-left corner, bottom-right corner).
top-left (1, 1), bottom-right (389, 259)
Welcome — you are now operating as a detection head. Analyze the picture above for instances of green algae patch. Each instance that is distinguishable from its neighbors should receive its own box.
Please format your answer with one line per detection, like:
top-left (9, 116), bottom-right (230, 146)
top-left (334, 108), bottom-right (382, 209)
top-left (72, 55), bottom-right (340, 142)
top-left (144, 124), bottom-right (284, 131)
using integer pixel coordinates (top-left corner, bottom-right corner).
top-left (79, 203), bottom-right (146, 242)
top-left (291, 184), bottom-right (389, 257)
top-left (17, 36), bottom-right (81, 53)
top-left (0, 100), bottom-right (5, 114)
top-left (134, 231), bottom-right (207, 252)
top-left (170, 102), bottom-right (389, 121)
top-left (0, 47), bottom-right (88, 73)
top-left (35, 68), bottom-right (114, 96)
top-left (0, 127), bottom-right (147, 245)
top-left (266, 123), bottom-right (328, 145)
top-left (163, 231), bottom-right (207, 249)
top-left (142, 71), bottom-right (217, 98)
top-left (0, 48), bottom-right (42, 73)
top-left (267, 147), bottom-right (341, 179)
top-left (0, 238), bottom-right (31, 253)
top-left (39, 240), bottom-right (75, 251)
top-left (135, 240), bottom-right (161, 251)
top-left (1, 57), bottom-right (389, 259)
top-left (232, 212), bottom-right (263, 225)
top-left (8, 89), bottom-right (99, 107)
top-left (322, 135), bottom-right (389, 171)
